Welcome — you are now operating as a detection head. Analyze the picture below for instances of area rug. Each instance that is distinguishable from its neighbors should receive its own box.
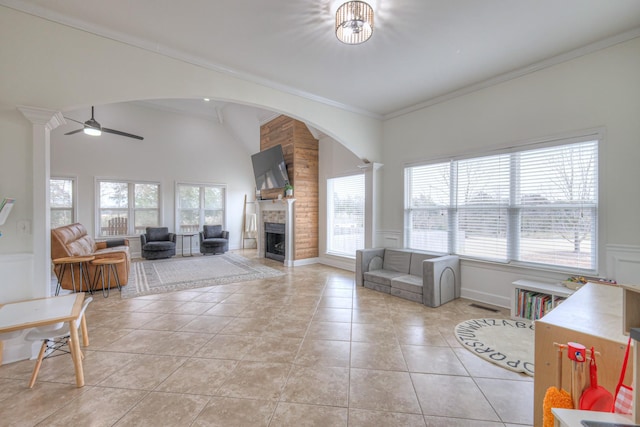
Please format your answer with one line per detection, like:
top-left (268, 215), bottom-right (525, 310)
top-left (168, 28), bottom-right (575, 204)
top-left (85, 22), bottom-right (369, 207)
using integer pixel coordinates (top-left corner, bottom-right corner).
top-left (122, 253), bottom-right (284, 298)
top-left (454, 318), bottom-right (535, 376)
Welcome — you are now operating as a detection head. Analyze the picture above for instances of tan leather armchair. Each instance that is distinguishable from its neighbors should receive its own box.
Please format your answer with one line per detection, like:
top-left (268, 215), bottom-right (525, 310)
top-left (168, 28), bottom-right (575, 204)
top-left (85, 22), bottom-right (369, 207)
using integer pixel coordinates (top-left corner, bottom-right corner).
top-left (51, 223), bottom-right (130, 291)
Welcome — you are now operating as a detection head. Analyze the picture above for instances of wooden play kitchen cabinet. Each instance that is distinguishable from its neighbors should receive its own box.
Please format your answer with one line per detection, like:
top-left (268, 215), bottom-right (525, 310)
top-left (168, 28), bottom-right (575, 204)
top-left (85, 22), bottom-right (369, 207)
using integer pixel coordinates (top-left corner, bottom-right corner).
top-left (534, 282), bottom-right (635, 427)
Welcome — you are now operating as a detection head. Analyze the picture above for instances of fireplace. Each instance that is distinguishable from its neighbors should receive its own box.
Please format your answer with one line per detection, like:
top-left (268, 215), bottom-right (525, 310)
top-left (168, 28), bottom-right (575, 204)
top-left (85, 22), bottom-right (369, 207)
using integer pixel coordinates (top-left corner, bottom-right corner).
top-left (265, 222), bottom-right (285, 262)
top-left (256, 198), bottom-right (295, 266)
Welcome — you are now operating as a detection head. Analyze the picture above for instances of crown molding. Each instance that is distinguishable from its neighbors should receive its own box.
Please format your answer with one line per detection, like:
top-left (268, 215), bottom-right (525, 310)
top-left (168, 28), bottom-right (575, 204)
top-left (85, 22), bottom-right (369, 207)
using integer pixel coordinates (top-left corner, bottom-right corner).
top-left (0, 0), bottom-right (381, 120)
top-left (384, 27), bottom-right (640, 120)
top-left (3, 0), bottom-right (639, 121)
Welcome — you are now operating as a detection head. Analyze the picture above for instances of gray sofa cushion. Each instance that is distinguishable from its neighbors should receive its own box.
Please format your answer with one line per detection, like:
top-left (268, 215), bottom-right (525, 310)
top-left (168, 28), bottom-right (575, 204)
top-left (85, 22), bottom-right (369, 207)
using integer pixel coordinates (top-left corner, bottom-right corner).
top-left (364, 281), bottom-right (391, 294)
top-left (369, 255), bottom-right (383, 271)
top-left (390, 287), bottom-right (422, 303)
top-left (203, 225), bottom-right (222, 239)
top-left (391, 274), bottom-right (423, 294)
top-left (382, 249), bottom-right (411, 273)
top-left (408, 252), bottom-right (434, 277)
top-left (364, 270), bottom-right (405, 287)
top-left (146, 227), bottom-right (170, 242)
top-left (143, 241), bottom-right (175, 251)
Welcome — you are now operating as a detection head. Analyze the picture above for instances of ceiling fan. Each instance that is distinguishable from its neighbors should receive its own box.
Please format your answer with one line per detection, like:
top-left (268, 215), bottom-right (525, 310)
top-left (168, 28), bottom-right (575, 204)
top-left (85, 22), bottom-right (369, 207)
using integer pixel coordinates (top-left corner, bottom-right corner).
top-left (64, 106), bottom-right (144, 140)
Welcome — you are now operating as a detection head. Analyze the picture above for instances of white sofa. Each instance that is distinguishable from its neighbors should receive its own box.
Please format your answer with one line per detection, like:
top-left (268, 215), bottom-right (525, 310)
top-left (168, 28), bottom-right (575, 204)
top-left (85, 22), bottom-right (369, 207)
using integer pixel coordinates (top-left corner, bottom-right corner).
top-left (356, 248), bottom-right (460, 307)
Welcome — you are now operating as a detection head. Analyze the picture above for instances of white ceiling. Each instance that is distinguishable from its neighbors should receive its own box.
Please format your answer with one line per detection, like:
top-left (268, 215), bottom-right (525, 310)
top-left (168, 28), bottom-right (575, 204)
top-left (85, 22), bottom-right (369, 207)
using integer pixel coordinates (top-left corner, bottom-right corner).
top-left (3, 0), bottom-right (640, 118)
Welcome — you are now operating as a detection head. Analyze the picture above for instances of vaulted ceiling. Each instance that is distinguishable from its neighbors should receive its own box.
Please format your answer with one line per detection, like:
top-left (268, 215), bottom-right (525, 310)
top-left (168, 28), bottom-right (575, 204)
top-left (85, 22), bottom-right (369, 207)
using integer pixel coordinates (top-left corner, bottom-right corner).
top-left (3, 0), bottom-right (640, 118)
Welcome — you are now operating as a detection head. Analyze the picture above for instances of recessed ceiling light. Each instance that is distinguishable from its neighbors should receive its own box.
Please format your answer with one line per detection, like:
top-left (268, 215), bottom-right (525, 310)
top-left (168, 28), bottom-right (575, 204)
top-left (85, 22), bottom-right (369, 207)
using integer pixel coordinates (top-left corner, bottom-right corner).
top-left (203, 98), bottom-right (210, 102)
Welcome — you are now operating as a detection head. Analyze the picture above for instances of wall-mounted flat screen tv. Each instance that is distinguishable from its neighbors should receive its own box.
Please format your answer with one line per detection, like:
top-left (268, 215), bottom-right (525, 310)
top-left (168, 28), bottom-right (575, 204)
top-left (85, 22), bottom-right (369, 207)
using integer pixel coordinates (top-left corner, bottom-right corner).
top-left (251, 144), bottom-right (290, 191)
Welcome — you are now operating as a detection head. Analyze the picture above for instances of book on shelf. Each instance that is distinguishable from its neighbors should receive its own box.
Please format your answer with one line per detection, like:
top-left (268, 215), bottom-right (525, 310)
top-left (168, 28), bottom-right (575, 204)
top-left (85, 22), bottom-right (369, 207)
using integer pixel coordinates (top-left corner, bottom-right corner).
top-left (516, 288), bottom-right (556, 320)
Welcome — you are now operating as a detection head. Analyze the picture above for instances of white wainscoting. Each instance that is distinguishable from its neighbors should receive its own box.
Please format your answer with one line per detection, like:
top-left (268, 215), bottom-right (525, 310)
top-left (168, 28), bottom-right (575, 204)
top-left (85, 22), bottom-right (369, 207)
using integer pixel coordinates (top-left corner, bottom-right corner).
top-left (0, 253), bottom-right (34, 302)
top-left (606, 244), bottom-right (640, 284)
top-left (0, 253), bottom-right (37, 364)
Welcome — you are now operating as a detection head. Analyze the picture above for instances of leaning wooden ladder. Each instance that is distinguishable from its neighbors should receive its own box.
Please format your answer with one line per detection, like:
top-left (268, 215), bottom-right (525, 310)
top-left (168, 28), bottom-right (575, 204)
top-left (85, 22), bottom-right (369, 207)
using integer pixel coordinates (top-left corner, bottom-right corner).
top-left (241, 194), bottom-right (257, 249)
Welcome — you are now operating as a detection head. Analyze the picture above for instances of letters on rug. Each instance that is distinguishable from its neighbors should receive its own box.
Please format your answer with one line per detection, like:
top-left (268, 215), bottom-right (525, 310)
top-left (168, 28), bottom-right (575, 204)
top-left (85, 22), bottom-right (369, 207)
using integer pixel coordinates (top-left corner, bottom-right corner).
top-left (454, 318), bottom-right (534, 376)
top-left (122, 253), bottom-right (284, 298)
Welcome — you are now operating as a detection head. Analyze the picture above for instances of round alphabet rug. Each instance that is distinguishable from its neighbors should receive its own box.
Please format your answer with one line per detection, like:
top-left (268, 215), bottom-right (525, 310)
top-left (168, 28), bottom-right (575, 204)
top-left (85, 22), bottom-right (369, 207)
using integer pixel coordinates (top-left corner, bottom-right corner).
top-left (454, 318), bottom-right (534, 376)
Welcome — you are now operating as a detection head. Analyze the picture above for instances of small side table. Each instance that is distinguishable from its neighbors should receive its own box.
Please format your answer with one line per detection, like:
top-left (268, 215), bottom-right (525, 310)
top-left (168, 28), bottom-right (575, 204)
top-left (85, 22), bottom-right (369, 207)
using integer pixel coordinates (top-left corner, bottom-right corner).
top-left (91, 258), bottom-right (124, 297)
top-left (53, 255), bottom-right (95, 295)
top-left (181, 233), bottom-right (196, 257)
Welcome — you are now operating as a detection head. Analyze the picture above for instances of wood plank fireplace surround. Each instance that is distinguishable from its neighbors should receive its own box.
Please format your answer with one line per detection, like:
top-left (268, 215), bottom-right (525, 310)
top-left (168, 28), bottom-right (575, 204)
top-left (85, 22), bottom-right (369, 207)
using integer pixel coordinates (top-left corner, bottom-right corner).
top-left (256, 116), bottom-right (319, 267)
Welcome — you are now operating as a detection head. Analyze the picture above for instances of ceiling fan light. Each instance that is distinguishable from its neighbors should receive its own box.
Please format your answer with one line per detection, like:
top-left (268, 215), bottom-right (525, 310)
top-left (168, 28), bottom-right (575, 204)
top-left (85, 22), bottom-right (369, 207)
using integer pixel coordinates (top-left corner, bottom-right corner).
top-left (336, 1), bottom-right (374, 45)
top-left (83, 127), bottom-right (101, 136)
top-left (83, 116), bottom-right (102, 136)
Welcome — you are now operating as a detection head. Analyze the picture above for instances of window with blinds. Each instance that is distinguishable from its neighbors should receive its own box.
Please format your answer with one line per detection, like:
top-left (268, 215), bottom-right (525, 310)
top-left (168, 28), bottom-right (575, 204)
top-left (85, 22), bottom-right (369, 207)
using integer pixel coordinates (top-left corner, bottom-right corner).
top-left (50, 177), bottom-right (75, 229)
top-left (405, 138), bottom-right (598, 271)
top-left (97, 180), bottom-right (160, 236)
top-left (176, 183), bottom-right (226, 234)
top-left (327, 174), bottom-right (365, 257)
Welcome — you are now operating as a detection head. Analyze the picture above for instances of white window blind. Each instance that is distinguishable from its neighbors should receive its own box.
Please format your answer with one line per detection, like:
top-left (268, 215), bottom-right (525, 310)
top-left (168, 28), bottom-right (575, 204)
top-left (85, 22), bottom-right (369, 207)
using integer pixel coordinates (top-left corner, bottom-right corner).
top-left (405, 138), bottom-right (598, 271)
top-left (456, 154), bottom-right (510, 260)
top-left (405, 162), bottom-right (451, 253)
top-left (516, 141), bottom-right (597, 269)
top-left (327, 174), bottom-right (365, 256)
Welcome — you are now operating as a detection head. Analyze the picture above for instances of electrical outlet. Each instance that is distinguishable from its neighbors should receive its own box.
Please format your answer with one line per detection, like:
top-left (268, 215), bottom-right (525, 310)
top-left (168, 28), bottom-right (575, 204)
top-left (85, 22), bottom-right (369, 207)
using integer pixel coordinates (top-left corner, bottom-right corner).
top-left (17, 220), bottom-right (31, 235)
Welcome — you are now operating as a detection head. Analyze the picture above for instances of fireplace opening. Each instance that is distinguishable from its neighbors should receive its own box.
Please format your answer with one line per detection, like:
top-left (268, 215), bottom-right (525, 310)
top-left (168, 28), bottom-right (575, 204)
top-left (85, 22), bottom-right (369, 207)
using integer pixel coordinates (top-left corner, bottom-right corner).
top-left (265, 222), bottom-right (285, 262)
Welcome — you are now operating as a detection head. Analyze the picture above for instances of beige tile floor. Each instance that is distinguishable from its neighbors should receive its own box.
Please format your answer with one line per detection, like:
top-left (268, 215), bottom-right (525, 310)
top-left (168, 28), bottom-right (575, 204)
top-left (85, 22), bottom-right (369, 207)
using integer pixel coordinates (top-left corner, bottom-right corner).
top-left (0, 250), bottom-right (533, 426)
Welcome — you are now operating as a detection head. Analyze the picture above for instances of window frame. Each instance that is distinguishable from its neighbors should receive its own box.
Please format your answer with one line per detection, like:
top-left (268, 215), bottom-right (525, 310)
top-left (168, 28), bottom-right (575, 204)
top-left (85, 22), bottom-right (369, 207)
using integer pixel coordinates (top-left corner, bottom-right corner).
top-left (95, 178), bottom-right (162, 237)
top-left (326, 172), bottom-right (366, 258)
top-left (404, 131), bottom-right (601, 273)
top-left (50, 176), bottom-right (77, 229)
top-left (175, 182), bottom-right (227, 234)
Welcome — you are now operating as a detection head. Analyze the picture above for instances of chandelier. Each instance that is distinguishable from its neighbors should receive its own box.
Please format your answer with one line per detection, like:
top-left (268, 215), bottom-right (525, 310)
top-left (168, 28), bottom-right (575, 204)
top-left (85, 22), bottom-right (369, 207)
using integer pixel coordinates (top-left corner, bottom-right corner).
top-left (335, 1), bottom-right (374, 45)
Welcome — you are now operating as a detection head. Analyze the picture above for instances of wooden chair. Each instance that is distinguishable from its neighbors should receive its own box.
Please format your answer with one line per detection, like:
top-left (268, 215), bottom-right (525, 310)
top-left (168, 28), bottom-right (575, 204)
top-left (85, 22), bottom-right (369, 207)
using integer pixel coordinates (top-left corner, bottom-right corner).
top-left (106, 217), bottom-right (127, 235)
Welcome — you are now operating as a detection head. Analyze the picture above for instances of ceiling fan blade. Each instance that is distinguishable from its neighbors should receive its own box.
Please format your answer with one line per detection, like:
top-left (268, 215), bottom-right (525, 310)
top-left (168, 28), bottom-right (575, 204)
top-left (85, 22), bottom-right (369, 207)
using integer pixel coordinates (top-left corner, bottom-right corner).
top-left (63, 117), bottom-right (84, 125)
top-left (64, 128), bottom-right (84, 136)
top-left (102, 127), bottom-right (144, 140)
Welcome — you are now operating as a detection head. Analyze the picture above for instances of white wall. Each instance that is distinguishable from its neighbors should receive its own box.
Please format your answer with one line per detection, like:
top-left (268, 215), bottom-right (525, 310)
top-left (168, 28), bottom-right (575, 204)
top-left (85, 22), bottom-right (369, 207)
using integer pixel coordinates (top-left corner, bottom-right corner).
top-left (51, 102), bottom-right (256, 254)
top-left (382, 37), bottom-right (640, 306)
top-left (0, 6), bottom-right (382, 303)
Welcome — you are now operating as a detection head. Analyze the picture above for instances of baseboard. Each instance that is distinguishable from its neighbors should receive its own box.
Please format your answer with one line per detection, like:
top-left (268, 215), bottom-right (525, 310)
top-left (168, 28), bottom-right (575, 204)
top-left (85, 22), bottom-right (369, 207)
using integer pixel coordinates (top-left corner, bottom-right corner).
top-left (461, 288), bottom-right (510, 309)
top-left (291, 257), bottom-right (319, 267)
top-left (318, 256), bottom-right (355, 272)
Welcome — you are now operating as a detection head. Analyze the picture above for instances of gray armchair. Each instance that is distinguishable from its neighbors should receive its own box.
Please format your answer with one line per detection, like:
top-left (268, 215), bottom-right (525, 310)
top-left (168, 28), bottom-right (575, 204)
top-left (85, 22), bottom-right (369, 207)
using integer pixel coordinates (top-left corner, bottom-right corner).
top-left (199, 225), bottom-right (229, 255)
top-left (140, 227), bottom-right (176, 259)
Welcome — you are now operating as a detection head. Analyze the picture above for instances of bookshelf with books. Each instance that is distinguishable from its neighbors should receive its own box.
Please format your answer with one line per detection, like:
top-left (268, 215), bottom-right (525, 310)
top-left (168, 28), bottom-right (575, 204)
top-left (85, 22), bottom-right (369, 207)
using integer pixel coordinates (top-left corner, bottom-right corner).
top-left (511, 279), bottom-right (575, 321)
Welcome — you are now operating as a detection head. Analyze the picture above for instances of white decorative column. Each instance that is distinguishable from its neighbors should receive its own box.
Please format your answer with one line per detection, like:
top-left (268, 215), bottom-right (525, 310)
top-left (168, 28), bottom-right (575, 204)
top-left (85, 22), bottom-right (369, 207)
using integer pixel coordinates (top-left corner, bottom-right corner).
top-left (360, 162), bottom-right (383, 248)
top-left (18, 106), bottom-right (65, 297)
top-left (256, 198), bottom-right (296, 267)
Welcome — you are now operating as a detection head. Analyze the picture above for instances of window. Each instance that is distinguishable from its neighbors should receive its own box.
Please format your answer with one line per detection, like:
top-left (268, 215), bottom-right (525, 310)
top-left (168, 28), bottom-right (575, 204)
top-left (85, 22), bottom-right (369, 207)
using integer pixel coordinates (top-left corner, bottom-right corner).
top-left (405, 137), bottom-right (598, 271)
top-left (176, 183), bottom-right (225, 233)
top-left (97, 180), bottom-right (160, 236)
top-left (50, 177), bottom-right (76, 228)
top-left (327, 174), bottom-right (365, 257)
